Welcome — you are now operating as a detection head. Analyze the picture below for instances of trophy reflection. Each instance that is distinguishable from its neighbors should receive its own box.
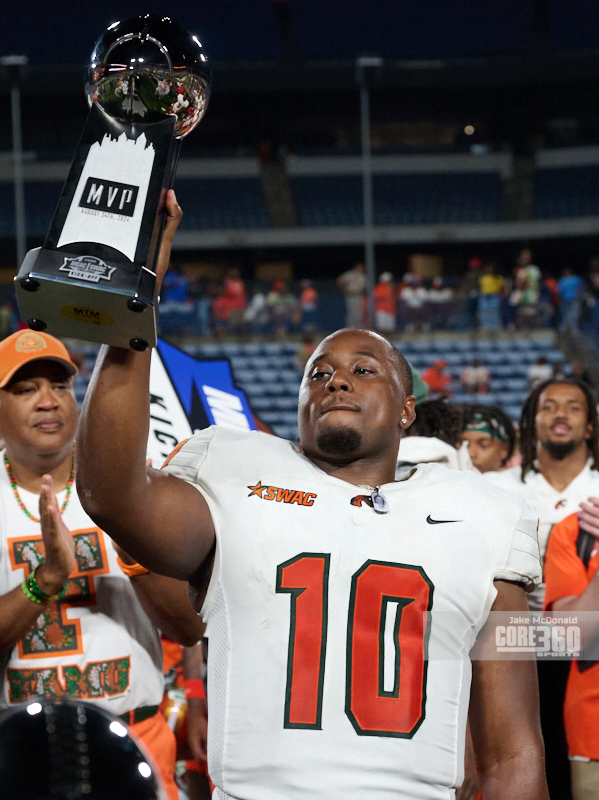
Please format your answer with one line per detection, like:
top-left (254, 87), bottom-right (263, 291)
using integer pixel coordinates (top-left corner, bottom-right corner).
top-left (15, 15), bottom-right (211, 350)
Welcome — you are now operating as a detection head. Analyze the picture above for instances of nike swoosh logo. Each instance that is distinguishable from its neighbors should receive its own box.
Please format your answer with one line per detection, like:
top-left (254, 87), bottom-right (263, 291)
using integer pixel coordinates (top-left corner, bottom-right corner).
top-left (427, 515), bottom-right (462, 524)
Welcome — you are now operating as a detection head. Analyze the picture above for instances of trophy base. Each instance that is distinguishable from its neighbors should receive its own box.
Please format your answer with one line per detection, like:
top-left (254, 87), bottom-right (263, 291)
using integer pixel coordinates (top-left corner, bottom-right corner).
top-left (15, 248), bottom-right (158, 350)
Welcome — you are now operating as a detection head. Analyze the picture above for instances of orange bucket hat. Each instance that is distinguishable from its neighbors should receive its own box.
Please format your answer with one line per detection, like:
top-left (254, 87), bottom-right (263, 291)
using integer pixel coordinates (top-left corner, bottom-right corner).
top-left (0, 330), bottom-right (78, 388)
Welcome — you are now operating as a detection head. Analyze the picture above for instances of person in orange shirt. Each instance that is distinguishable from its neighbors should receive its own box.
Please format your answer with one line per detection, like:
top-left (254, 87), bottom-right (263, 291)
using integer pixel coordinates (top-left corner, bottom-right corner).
top-left (421, 359), bottom-right (452, 399)
top-left (373, 272), bottom-right (396, 332)
top-left (299, 280), bottom-right (318, 331)
top-left (222, 268), bottom-right (246, 333)
top-left (544, 513), bottom-right (599, 800)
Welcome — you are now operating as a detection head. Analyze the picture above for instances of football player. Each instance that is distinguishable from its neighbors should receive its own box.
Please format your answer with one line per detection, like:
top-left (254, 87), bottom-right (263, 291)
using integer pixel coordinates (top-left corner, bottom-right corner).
top-left (77, 191), bottom-right (548, 800)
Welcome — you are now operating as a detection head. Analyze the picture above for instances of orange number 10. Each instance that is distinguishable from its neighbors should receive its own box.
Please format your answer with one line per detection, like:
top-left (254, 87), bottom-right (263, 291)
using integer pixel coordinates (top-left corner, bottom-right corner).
top-left (277, 555), bottom-right (433, 738)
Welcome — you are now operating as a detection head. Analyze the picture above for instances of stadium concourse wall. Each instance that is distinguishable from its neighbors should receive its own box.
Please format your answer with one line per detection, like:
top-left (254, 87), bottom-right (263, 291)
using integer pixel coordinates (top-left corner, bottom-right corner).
top-left (5, 147), bottom-right (599, 248)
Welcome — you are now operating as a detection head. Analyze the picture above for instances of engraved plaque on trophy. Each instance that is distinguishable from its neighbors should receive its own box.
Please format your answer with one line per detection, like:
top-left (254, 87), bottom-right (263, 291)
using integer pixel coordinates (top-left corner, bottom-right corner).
top-left (15, 15), bottom-right (211, 350)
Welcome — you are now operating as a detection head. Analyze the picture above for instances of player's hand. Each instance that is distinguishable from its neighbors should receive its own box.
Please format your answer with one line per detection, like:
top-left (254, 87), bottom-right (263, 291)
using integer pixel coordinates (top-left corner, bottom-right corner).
top-left (36, 475), bottom-right (76, 595)
top-left (155, 189), bottom-right (183, 293)
top-left (578, 496), bottom-right (599, 539)
top-left (186, 697), bottom-right (208, 762)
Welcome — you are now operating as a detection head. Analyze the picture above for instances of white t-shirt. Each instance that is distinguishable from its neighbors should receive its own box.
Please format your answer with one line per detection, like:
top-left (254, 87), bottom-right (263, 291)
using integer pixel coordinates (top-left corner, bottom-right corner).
top-left (0, 454), bottom-right (164, 715)
top-left (484, 461), bottom-right (599, 610)
top-left (400, 286), bottom-right (428, 308)
top-left (527, 364), bottom-right (552, 386)
top-left (397, 437), bottom-right (473, 472)
top-left (338, 270), bottom-right (366, 296)
top-left (164, 427), bottom-right (540, 800)
top-left (461, 366), bottom-right (489, 386)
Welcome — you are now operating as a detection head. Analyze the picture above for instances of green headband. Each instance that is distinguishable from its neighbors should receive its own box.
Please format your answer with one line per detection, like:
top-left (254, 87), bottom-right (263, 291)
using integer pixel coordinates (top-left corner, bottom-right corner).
top-left (464, 413), bottom-right (508, 444)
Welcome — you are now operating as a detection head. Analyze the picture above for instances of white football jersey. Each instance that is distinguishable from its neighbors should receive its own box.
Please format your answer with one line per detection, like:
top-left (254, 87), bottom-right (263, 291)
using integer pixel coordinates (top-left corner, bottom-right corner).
top-left (484, 461), bottom-right (599, 610)
top-left (164, 428), bottom-right (541, 800)
top-left (0, 453), bottom-right (164, 716)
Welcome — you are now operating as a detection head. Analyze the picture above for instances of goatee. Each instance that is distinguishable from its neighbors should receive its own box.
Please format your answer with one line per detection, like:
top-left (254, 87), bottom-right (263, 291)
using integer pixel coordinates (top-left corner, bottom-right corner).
top-left (541, 439), bottom-right (578, 460)
top-left (317, 427), bottom-right (362, 456)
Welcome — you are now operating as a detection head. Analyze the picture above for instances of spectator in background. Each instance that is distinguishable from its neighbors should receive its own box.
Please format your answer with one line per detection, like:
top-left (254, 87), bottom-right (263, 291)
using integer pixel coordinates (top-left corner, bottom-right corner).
top-left (0, 300), bottom-right (18, 340)
top-left (161, 263), bottom-right (190, 307)
top-left (295, 332), bottom-right (316, 373)
top-left (222, 268), bottom-right (247, 333)
top-left (267, 280), bottom-right (297, 335)
top-left (244, 284), bottom-right (269, 334)
top-left (553, 361), bottom-right (567, 382)
top-left (421, 358), bottom-right (452, 399)
top-left (528, 356), bottom-right (553, 387)
top-left (428, 276), bottom-right (454, 330)
top-left (542, 275), bottom-right (560, 328)
top-left (461, 405), bottom-right (516, 473)
top-left (558, 267), bottom-right (585, 332)
top-left (478, 262), bottom-right (503, 329)
top-left (460, 359), bottom-right (490, 394)
top-left (212, 289), bottom-right (232, 336)
top-left (571, 356), bottom-right (596, 391)
top-left (337, 263), bottom-right (366, 328)
top-left (514, 249), bottom-right (542, 328)
top-left (515, 248), bottom-right (542, 302)
top-left (460, 256), bottom-right (483, 329)
top-left (373, 272), bottom-right (396, 332)
top-left (159, 263), bottom-right (194, 333)
top-left (399, 274), bottom-right (428, 332)
top-left (188, 276), bottom-right (212, 337)
top-left (588, 257), bottom-right (599, 349)
top-left (299, 279), bottom-right (318, 331)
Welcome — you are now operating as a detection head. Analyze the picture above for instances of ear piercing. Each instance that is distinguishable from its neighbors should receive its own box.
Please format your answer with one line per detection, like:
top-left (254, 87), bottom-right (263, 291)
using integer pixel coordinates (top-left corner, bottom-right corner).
top-left (401, 418), bottom-right (407, 423)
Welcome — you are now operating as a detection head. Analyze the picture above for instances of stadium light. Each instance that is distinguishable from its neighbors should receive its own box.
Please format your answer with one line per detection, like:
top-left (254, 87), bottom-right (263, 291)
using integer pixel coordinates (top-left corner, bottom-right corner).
top-left (356, 56), bottom-right (383, 324)
top-left (1, 55), bottom-right (28, 266)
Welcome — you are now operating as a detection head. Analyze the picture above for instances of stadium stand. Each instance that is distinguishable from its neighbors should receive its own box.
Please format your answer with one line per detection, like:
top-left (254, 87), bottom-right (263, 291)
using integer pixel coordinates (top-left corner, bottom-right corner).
top-left (290, 172), bottom-right (502, 227)
top-left (534, 165), bottom-right (599, 219)
top-left (68, 334), bottom-right (568, 442)
top-left (0, 183), bottom-right (63, 238)
top-left (165, 178), bottom-right (270, 230)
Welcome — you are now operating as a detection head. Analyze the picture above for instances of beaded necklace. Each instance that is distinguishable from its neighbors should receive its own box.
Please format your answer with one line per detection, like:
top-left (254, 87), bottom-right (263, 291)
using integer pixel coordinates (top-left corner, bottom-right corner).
top-left (4, 448), bottom-right (75, 523)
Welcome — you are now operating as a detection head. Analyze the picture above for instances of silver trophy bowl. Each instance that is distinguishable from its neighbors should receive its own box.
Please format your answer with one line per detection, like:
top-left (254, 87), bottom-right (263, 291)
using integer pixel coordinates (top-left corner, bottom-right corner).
top-left (86, 14), bottom-right (211, 139)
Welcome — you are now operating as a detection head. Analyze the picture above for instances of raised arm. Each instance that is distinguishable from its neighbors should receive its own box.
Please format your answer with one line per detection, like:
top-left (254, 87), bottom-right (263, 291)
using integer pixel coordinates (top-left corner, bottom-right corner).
top-left (469, 580), bottom-right (549, 800)
top-left (76, 191), bottom-right (215, 581)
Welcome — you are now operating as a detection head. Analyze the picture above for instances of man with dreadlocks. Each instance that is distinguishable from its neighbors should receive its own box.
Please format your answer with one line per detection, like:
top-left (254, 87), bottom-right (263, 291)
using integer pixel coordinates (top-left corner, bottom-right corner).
top-left (485, 379), bottom-right (599, 611)
top-left (485, 377), bottom-right (599, 800)
top-left (461, 404), bottom-right (516, 474)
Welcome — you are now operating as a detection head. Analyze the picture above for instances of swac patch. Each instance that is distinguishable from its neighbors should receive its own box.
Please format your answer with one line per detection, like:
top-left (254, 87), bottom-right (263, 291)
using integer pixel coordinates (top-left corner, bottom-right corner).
top-left (350, 494), bottom-right (374, 508)
top-left (248, 481), bottom-right (316, 506)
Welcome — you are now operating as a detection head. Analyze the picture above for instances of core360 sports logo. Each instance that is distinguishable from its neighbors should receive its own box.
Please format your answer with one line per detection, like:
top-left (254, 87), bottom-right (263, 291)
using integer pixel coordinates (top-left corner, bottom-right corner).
top-left (248, 481), bottom-right (316, 506)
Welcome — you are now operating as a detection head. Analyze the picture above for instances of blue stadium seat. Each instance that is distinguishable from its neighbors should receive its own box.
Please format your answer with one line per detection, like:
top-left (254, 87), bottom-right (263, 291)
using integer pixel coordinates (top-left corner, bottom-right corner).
top-left (174, 178), bottom-right (269, 230)
top-left (534, 165), bottom-right (599, 219)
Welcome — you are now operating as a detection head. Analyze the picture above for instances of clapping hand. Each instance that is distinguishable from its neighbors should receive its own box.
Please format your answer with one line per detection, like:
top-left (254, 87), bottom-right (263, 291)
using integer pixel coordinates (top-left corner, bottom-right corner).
top-left (36, 475), bottom-right (75, 595)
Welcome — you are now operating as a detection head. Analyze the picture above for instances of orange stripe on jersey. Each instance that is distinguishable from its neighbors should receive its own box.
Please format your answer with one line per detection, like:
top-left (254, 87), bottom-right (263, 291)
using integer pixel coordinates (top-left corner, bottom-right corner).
top-left (161, 439), bottom-right (190, 469)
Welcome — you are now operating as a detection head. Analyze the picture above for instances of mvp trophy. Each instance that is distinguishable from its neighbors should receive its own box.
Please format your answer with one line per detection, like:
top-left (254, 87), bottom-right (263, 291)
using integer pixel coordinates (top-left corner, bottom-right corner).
top-left (15, 15), bottom-right (211, 350)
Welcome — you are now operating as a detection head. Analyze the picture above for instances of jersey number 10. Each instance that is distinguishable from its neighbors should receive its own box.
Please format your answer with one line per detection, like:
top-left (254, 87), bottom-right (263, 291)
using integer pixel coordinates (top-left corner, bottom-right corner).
top-left (276, 553), bottom-right (434, 738)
